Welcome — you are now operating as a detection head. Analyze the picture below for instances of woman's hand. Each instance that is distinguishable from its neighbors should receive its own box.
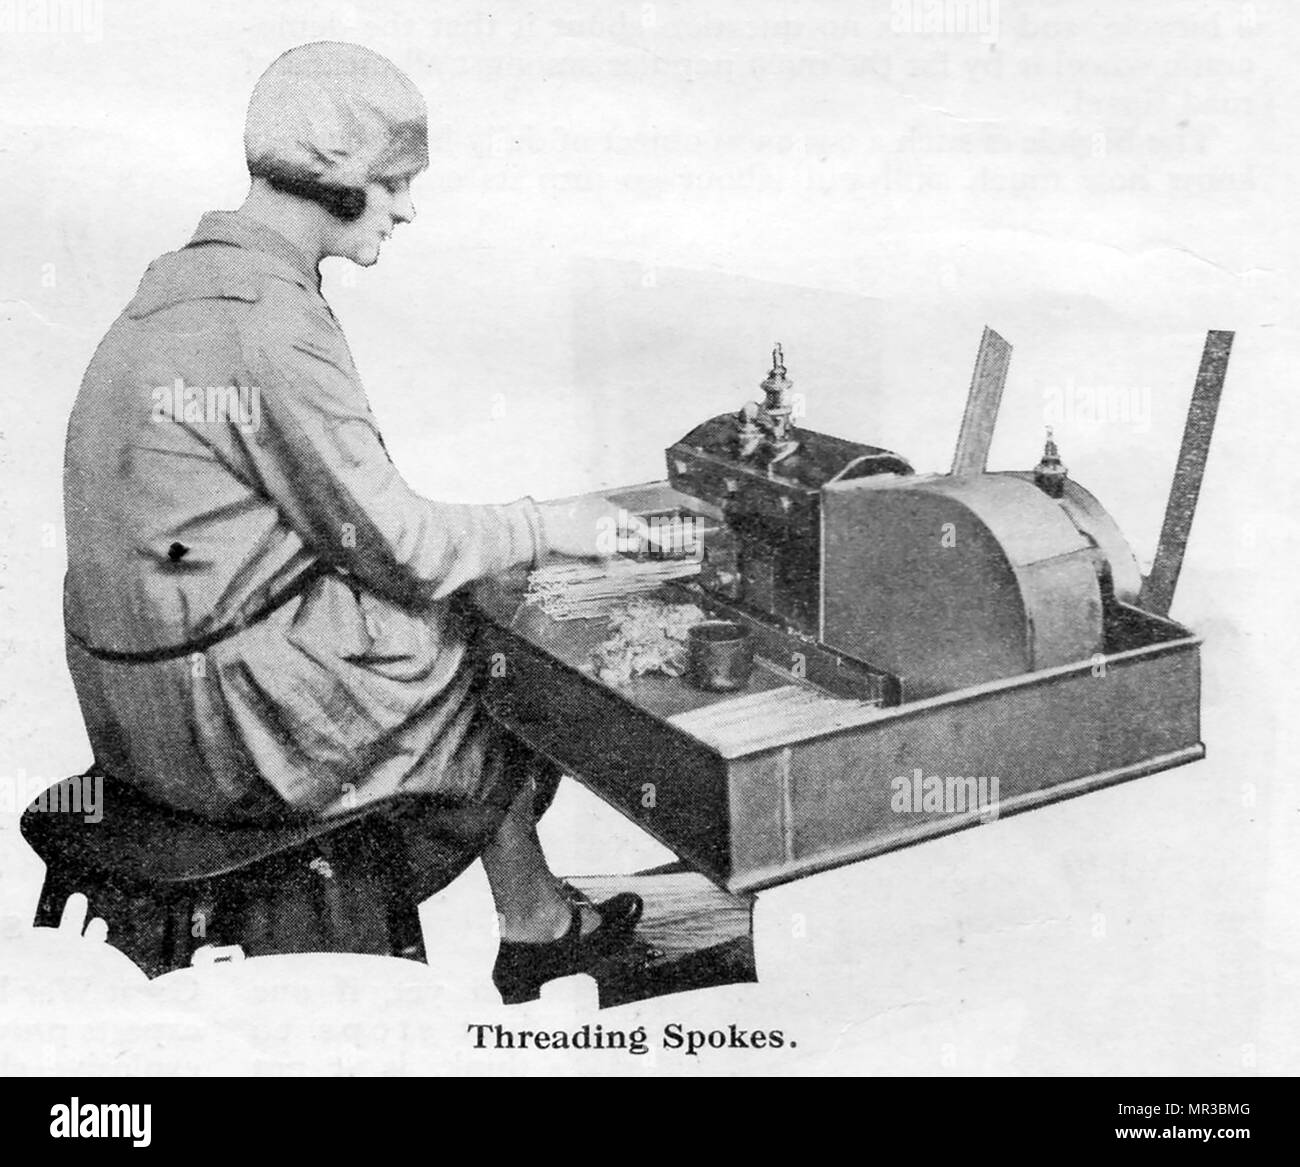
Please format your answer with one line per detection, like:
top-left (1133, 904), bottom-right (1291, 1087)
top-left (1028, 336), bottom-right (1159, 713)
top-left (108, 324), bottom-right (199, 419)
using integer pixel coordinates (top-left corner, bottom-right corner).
top-left (535, 495), bottom-right (649, 560)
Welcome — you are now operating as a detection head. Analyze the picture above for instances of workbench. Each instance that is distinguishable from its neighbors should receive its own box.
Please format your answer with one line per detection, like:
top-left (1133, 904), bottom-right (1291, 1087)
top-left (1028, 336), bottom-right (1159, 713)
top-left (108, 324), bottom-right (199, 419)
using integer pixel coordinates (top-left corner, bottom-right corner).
top-left (474, 332), bottom-right (1227, 897)
top-left (474, 482), bottom-right (1204, 896)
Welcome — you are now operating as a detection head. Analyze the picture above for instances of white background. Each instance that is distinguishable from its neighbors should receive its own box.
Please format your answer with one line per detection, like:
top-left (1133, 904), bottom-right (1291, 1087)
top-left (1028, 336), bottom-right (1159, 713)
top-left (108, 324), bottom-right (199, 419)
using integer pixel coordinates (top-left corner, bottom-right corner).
top-left (1, 0), bottom-right (1296, 1074)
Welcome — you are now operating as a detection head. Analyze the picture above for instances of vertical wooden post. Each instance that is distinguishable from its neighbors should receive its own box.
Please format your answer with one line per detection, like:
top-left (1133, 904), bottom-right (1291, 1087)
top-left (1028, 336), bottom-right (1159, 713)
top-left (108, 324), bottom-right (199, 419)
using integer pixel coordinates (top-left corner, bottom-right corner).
top-left (1139, 330), bottom-right (1234, 616)
top-left (951, 326), bottom-right (1013, 477)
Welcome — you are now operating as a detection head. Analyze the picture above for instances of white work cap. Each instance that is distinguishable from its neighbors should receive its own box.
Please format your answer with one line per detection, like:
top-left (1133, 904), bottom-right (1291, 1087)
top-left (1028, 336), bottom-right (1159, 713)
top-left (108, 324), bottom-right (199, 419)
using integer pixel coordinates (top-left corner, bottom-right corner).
top-left (244, 42), bottom-right (428, 190)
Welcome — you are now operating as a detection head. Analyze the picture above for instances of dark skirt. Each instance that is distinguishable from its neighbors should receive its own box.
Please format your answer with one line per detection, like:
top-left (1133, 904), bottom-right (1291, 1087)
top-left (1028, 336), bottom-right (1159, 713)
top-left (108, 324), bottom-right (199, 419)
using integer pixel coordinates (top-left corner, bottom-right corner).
top-left (27, 729), bottom-right (562, 977)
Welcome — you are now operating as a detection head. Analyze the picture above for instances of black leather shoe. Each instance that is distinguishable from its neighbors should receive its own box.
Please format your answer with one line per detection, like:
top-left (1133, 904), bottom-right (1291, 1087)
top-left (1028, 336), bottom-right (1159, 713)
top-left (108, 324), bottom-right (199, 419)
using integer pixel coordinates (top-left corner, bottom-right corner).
top-left (493, 892), bottom-right (644, 1004)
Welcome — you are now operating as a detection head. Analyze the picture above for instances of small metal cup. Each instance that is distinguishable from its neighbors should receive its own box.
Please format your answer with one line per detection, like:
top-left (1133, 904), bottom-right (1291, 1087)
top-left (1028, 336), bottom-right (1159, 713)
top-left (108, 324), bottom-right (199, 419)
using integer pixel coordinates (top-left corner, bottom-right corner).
top-left (687, 621), bottom-right (754, 692)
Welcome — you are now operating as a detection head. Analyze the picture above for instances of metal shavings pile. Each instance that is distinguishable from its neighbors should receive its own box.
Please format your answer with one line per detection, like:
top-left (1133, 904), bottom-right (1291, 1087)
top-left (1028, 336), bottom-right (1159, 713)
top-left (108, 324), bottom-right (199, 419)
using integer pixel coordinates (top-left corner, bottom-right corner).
top-left (590, 597), bottom-right (708, 686)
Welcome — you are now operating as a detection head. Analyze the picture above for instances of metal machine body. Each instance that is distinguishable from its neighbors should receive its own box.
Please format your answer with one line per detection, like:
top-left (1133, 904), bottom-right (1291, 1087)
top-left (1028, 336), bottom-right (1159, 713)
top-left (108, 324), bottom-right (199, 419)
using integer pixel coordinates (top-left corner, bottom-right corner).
top-left (476, 331), bottom-right (1231, 893)
top-left (664, 343), bottom-right (1147, 702)
top-left (821, 472), bottom-right (1107, 699)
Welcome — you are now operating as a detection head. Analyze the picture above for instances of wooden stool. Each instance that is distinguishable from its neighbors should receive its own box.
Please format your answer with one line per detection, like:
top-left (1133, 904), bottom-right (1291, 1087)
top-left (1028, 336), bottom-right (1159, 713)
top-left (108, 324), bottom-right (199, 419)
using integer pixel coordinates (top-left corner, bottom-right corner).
top-left (20, 773), bottom-right (443, 977)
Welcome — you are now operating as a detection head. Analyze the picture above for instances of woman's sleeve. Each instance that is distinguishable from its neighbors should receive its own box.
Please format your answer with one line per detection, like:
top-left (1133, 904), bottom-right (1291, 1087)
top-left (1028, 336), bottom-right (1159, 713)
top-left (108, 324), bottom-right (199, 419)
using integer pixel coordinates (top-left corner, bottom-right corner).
top-left (233, 322), bottom-right (544, 606)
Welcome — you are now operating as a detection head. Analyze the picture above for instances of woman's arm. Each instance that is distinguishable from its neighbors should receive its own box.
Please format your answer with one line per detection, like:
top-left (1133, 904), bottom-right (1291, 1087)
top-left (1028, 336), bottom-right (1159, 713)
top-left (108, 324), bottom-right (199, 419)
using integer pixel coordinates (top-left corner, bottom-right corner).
top-left (234, 329), bottom-right (545, 606)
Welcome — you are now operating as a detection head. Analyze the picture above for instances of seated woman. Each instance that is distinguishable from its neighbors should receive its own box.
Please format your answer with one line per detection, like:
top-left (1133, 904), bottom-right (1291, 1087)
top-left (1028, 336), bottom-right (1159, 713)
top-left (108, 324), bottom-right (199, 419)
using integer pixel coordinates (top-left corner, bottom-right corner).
top-left (62, 41), bottom-right (643, 1003)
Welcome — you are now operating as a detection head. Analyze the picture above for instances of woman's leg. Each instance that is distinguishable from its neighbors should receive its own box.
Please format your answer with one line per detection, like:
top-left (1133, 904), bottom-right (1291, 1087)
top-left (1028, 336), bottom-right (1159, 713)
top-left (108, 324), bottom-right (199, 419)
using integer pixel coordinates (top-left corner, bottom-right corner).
top-left (479, 777), bottom-right (601, 942)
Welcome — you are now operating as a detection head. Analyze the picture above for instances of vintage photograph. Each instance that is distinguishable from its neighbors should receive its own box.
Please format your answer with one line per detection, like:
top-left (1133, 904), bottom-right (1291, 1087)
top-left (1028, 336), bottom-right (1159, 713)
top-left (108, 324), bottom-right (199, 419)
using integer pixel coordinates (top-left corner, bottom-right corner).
top-left (0, 0), bottom-right (1294, 1091)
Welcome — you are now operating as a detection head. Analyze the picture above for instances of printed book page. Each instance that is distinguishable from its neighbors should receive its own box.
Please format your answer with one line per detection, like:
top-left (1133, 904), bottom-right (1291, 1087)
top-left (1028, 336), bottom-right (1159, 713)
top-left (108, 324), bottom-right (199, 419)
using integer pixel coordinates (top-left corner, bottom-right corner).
top-left (0, 0), bottom-right (1295, 1111)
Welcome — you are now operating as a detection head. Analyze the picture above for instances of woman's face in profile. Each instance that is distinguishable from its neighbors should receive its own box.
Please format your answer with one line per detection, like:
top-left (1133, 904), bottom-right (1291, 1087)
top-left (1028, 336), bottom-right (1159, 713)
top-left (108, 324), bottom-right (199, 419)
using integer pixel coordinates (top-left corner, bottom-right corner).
top-left (330, 173), bottom-right (419, 267)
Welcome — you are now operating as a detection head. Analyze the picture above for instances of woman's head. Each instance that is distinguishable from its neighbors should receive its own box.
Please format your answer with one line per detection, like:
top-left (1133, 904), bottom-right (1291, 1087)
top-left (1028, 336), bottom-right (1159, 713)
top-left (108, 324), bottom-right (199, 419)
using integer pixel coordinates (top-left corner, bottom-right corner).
top-left (244, 42), bottom-right (427, 265)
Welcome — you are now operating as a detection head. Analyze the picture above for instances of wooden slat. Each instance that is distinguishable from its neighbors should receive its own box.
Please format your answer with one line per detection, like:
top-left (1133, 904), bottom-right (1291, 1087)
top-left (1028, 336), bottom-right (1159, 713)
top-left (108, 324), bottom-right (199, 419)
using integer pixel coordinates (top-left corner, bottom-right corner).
top-left (950, 326), bottom-right (1013, 477)
top-left (566, 871), bottom-right (757, 1006)
top-left (1139, 330), bottom-right (1233, 616)
top-left (567, 871), bottom-right (753, 961)
top-left (667, 682), bottom-right (880, 758)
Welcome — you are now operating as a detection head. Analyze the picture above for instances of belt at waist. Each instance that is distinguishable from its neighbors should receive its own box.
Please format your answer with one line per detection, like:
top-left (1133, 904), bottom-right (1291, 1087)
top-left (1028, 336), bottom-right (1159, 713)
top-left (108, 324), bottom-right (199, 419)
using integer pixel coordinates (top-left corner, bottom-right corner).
top-left (66, 565), bottom-right (329, 664)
